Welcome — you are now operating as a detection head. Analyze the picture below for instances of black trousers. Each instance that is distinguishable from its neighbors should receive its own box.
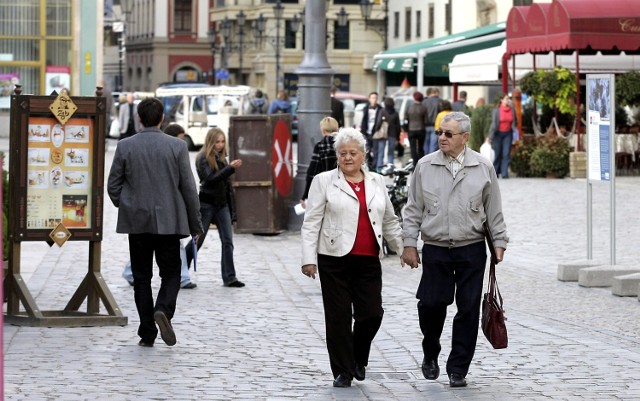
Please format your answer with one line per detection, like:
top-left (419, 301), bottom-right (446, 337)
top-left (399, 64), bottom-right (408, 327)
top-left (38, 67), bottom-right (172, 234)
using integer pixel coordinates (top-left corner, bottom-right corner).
top-left (129, 233), bottom-right (182, 342)
top-left (416, 241), bottom-right (486, 376)
top-left (318, 253), bottom-right (383, 379)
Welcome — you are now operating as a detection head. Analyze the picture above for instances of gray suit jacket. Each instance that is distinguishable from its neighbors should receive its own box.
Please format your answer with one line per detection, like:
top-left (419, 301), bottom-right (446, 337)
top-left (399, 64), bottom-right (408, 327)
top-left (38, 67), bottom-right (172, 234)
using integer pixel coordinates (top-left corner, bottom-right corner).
top-left (107, 127), bottom-right (203, 237)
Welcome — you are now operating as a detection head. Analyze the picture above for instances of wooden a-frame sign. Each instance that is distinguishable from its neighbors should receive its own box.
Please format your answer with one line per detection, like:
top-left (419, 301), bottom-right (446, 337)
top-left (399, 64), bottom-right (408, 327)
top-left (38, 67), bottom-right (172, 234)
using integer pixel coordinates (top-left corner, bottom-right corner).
top-left (4, 85), bottom-right (127, 327)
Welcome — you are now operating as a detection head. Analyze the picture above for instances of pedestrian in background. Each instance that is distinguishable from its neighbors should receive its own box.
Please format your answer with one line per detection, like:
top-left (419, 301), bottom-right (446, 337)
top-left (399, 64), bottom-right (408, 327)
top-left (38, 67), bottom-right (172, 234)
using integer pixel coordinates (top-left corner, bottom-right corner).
top-left (330, 86), bottom-right (345, 127)
top-left (118, 92), bottom-right (141, 140)
top-left (120, 123), bottom-right (198, 289)
top-left (108, 98), bottom-right (203, 347)
top-left (422, 87), bottom-right (441, 155)
top-left (249, 89), bottom-right (268, 114)
top-left (268, 89), bottom-right (291, 114)
top-left (300, 116), bottom-right (339, 209)
top-left (434, 99), bottom-right (453, 131)
top-left (405, 91), bottom-right (428, 165)
top-left (359, 91), bottom-right (383, 171)
top-left (451, 90), bottom-right (471, 115)
top-left (487, 93), bottom-right (517, 178)
top-left (375, 97), bottom-right (401, 171)
top-left (401, 111), bottom-right (509, 388)
top-left (186, 128), bottom-right (245, 288)
top-left (301, 128), bottom-right (405, 388)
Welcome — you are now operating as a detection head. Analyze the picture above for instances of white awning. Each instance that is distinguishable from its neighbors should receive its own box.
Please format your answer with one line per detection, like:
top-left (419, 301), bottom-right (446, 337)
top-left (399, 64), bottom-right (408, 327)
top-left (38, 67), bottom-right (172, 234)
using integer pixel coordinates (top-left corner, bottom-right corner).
top-left (449, 40), bottom-right (640, 84)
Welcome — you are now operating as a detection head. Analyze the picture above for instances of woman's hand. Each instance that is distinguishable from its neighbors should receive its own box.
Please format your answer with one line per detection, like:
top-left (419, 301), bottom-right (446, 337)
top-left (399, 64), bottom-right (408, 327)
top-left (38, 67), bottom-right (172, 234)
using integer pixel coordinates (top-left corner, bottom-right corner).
top-left (299, 199), bottom-right (307, 209)
top-left (301, 264), bottom-right (317, 279)
top-left (230, 159), bottom-right (242, 168)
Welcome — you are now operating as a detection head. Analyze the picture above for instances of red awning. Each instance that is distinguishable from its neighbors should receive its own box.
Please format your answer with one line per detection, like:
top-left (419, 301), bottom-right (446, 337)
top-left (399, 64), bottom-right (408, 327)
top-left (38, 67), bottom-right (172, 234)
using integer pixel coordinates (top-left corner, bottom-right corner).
top-left (507, 0), bottom-right (640, 55)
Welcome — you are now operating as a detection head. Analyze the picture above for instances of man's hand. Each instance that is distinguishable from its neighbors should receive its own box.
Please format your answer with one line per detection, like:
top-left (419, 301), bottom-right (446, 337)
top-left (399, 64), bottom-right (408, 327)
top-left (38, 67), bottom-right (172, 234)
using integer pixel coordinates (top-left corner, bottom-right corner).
top-left (401, 247), bottom-right (420, 269)
top-left (496, 247), bottom-right (505, 263)
top-left (301, 264), bottom-right (317, 279)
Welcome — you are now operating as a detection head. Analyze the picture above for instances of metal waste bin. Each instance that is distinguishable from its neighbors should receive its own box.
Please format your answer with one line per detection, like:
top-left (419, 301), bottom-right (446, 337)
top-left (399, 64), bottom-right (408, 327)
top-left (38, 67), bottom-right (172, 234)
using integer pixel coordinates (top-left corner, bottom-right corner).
top-left (228, 114), bottom-right (293, 234)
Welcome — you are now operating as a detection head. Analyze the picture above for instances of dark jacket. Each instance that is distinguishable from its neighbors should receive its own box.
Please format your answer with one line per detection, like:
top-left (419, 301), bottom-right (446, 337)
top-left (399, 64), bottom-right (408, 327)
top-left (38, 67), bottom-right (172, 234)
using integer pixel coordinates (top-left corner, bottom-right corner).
top-left (195, 153), bottom-right (237, 220)
top-left (422, 96), bottom-right (440, 126)
top-left (330, 97), bottom-right (345, 127)
top-left (381, 107), bottom-right (401, 139)
top-left (360, 104), bottom-right (383, 136)
top-left (302, 135), bottom-right (337, 200)
top-left (406, 102), bottom-right (428, 132)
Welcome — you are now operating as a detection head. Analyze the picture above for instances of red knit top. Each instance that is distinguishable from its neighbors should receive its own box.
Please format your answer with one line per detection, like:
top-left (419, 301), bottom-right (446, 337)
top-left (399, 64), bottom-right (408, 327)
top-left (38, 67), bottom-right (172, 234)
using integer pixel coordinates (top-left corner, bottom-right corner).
top-left (499, 105), bottom-right (513, 132)
top-left (346, 180), bottom-right (379, 257)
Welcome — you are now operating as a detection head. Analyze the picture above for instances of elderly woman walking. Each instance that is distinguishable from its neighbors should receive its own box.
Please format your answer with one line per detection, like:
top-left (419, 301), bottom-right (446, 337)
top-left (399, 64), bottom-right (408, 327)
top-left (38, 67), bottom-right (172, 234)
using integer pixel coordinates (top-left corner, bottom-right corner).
top-left (301, 127), bottom-right (405, 388)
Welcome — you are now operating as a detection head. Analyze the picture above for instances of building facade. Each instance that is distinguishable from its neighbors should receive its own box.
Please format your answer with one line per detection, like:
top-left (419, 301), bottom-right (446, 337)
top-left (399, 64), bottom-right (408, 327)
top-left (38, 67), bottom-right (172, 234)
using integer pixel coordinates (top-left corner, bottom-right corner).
top-left (0, 0), bottom-right (102, 107)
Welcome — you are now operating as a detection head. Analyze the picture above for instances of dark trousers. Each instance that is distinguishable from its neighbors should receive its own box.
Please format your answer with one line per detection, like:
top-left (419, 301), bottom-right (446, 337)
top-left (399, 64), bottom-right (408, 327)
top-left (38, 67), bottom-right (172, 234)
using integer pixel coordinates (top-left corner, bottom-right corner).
top-left (318, 254), bottom-right (384, 379)
top-left (129, 233), bottom-right (182, 342)
top-left (408, 130), bottom-right (426, 165)
top-left (416, 241), bottom-right (486, 376)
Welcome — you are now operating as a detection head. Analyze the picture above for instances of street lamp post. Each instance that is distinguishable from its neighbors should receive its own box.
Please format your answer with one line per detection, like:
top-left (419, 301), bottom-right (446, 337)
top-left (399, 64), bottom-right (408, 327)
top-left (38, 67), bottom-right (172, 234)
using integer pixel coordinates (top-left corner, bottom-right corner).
top-left (359, 0), bottom-right (388, 51)
top-left (288, 3), bottom-right (348, 231)
top-left (273, 0), bottom-right (284, 96)
top-left (207, 26), bottom-right (220, 85)
top-left (221, 10), bottom-right (247, 85)
top-left (117, 0), bottom-right (134, 92)
top-left (253, 5), bottom-right (301, 96)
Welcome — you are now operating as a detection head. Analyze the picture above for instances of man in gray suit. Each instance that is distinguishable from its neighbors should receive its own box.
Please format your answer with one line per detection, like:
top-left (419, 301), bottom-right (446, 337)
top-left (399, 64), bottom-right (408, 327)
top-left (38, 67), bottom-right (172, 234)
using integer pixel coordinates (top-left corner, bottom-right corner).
top-left (108, 98), bottom-right (203, 347)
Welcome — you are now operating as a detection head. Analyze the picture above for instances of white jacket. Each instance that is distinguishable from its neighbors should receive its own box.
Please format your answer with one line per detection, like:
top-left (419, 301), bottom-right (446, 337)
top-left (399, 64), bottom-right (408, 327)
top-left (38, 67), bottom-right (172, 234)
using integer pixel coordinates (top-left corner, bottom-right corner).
top-left (301, 168), bottom-right (404, 267)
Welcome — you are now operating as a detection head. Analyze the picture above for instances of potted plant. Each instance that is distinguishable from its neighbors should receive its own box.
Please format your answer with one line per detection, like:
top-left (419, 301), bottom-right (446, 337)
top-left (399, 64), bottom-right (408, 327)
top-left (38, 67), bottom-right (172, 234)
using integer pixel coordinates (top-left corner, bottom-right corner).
top-left (469, 103), bottom-right (492, 151)
top-left (528, 136), bottom-right (571, 178)
top-left (510, 138), bottom-right (537, 177)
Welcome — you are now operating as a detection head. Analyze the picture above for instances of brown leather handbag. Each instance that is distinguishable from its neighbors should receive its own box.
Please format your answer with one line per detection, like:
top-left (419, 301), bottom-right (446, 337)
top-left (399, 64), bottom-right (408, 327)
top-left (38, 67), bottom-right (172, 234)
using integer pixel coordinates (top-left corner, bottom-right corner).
top-left (482, 222), bottom-right (508, 349)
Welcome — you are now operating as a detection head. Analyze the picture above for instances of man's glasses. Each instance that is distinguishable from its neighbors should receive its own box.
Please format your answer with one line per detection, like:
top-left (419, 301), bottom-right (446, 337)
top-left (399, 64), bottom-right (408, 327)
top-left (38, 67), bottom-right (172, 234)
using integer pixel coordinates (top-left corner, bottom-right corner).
top-left (435, 129), bottom-right (466, 138)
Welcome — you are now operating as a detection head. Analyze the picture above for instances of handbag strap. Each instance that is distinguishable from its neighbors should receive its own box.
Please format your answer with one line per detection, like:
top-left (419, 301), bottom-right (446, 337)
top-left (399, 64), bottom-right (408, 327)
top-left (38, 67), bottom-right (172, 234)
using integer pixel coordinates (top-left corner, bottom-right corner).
top-left (487, 260), bottom-right (503, 307)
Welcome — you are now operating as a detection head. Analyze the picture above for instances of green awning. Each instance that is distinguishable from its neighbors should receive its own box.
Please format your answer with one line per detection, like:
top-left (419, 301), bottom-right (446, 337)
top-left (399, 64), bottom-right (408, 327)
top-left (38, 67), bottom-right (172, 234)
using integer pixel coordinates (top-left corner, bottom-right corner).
top-left (374, 22), bottom-right (506, 77)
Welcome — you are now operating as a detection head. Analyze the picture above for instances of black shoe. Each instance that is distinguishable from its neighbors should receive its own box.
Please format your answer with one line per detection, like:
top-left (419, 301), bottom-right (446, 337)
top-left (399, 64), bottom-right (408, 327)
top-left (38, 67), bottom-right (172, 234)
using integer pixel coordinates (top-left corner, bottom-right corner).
top-left (354, 364), bottom-right (366, 381)
top-left (181, 282), bottom-right (197, 289)
top-left (448, 373), bottom-right (467, 387)
top-left (153, 311), bottom-right (176, 346)
top-left (138, 339), bottom-right (154, 347)
top-left (333, 374), bottom-right (352, 388)
top-left (225, 280), bottom-right (245, 288)
top-left (421, 358), bottom-right (439, 380)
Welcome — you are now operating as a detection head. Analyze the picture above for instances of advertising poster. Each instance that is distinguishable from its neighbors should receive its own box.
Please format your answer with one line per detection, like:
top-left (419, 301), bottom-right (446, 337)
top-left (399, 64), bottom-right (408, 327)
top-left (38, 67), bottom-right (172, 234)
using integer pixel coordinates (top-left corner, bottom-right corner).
top-left (0, 72), bottom-right (19, 109)
top-left (45, 66), bottom-right (71, 96)
top-left (586, 75), bottom-right (613, 181)
top-left (26, 116), bottom-right (93, 229)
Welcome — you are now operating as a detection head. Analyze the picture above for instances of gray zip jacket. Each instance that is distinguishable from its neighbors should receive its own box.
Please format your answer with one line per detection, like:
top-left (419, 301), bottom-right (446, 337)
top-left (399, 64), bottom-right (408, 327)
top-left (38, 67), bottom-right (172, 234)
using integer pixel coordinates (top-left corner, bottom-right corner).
top-left (402, 148), bottom-right (508, 249)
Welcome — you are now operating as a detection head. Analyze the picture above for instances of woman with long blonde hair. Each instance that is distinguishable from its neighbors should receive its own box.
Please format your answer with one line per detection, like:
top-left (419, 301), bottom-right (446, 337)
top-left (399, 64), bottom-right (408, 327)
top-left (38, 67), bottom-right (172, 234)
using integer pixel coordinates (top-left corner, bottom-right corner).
top-left (185, 128), bottom-right (245, 287)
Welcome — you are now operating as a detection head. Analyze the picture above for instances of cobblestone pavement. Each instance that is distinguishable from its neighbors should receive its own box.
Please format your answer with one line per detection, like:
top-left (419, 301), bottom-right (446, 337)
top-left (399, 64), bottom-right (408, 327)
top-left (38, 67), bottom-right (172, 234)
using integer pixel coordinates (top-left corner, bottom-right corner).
top-left (4, 144), bottom-right (640, 400)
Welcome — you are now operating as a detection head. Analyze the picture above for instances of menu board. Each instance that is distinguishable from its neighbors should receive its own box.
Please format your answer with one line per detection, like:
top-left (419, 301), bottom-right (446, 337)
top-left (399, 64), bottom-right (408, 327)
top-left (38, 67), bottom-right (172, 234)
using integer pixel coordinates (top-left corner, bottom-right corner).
top-left (26, 117), bottom-right (93, 229)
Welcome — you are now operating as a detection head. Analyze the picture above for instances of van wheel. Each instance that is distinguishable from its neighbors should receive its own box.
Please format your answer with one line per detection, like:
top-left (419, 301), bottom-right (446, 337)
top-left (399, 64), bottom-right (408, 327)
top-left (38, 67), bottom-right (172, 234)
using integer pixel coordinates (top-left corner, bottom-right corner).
top-left (184, 136), bottom-right (195, 151)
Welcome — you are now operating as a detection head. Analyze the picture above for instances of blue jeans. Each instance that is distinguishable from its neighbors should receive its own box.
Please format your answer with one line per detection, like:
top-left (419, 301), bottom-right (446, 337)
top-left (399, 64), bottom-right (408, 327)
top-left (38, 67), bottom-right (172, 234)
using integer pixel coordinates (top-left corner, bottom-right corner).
top-left (424, 126), bottom-right (438, 155)
top-left (386, 137), bottom-right (397, 166)
top-left (373, 138), bottom-right (387, 171)
top-left (492, 130), bottom-right (512, 178)
top-left (122, 241), bottom-right (192, 286)
top-left (186, 203), bottom-right (238, 285)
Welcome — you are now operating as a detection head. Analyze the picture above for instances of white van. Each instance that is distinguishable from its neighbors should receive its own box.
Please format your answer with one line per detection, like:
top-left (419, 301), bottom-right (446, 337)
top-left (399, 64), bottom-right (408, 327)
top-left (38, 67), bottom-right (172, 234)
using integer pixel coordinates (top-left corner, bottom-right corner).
top-left (155, 85), bottom-right (251, 149)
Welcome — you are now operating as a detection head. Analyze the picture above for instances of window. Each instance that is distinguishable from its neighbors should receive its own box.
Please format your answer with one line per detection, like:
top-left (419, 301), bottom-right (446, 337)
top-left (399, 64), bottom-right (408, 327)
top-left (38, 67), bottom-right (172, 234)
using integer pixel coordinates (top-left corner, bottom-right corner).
top-left (428, 3), bottom-right (434, 38)
top-left (393, 12), bottom-right (399, 38)
top-left (333, 21), bottom-right (349, 50)
top-left (174, 0), bottom-right (192, 33)
top-left (416, 10), bottom-right (421, 38)
top-left (445, 2), bottom-right (451, 35)
top-left (405, 8), bottom-right (411, 41)
top-left (285, 20), bottom-right (296, 49)
top-left (333, 0), bottom-right (359, 4)
top-left (513, 0), bottom-right (533, 5)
